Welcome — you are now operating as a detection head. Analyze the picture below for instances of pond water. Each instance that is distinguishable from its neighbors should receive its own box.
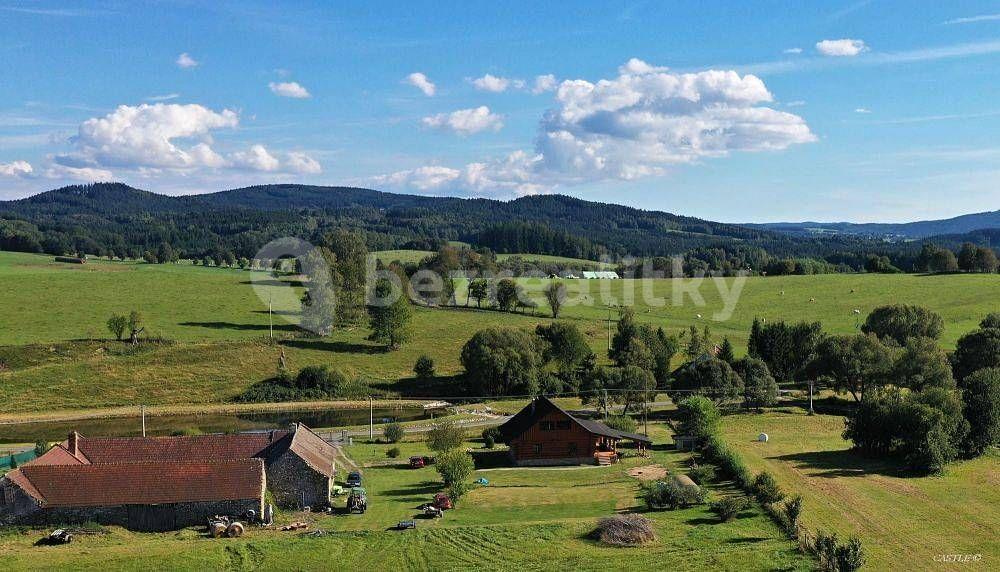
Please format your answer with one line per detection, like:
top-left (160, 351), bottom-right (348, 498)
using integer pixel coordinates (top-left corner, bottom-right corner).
top-left (0, 407), bottom-right (446, 444)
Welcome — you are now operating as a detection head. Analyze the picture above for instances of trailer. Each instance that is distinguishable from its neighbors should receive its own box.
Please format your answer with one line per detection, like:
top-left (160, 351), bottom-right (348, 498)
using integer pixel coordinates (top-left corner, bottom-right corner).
top-left (347, 487), bottom-right (368, 513)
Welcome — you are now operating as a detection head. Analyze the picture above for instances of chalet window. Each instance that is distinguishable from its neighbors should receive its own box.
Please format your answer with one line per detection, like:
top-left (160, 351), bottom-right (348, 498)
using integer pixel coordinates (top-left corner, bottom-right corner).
top-left (533, 444), bottom-right (542, 454)
top-left (568, 443), bottom-right (578, 456)
top-left (539, 421), bottom-right (554, 431)
top-left (556, 420), bottom-right (571, 430)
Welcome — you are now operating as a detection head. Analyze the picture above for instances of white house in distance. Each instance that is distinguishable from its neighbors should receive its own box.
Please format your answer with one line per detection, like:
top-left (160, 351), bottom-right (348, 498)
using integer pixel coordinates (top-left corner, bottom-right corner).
top-left (581, 271), bottom-right (620, 279)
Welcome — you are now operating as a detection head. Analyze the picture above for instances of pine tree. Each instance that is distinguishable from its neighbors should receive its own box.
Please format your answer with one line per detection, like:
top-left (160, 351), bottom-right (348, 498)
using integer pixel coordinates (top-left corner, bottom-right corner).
top-left (718, 337), bottom-right (735, 363)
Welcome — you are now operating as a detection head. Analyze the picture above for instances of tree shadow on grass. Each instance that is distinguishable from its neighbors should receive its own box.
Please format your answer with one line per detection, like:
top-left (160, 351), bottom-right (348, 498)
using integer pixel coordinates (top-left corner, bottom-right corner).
top-left (379, 481), bottom-right (441, 504)
top-left (239, 279), bottom-right (306, 287)
top-left (279, 338), bottom-right (385, 355)
top-left (773, 449), bottom-right (907, 478)
top-left (180, 321), bottom-right (299, 333)
top-left (251, 309), bottom-right (301, 317)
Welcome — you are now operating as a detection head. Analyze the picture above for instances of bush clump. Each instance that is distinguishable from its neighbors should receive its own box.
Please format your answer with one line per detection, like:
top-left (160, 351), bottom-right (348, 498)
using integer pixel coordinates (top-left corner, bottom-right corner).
top-left (687, 464), bottom-right (715, 485)
top-left (642, 479), bottom-right (704, 510)
top-left (814, 531), bottom-right (865, 572)
top-left (413, 355), bottom-right (435, 378)
top-left (710, 496), bottom-right (751, 522)
top-left (481, 427), bottom-right (500, 449)
top-left (383, 422), bottom-right (404, 444)
top-left (592, 514), bottom-right (657, 546)
top-left (386, 447), bottom-right (401, 459)
top-left (750, 471), bottom-right (785, 505)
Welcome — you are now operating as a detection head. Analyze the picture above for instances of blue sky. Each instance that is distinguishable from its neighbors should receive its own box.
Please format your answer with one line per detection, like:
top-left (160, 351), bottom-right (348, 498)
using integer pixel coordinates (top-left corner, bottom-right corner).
top-left (1, 0), bottom-right (999, 223)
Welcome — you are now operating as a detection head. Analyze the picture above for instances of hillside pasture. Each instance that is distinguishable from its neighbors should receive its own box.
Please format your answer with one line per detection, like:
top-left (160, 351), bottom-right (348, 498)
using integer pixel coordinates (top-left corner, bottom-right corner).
top-left (721, 410), bottom-right (1000, 570)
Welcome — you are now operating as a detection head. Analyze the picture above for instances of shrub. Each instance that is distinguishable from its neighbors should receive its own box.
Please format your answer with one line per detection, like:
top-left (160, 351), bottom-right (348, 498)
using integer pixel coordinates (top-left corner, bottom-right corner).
top-left (962, 368), bottom-right (1000, 457)
top-left (383, 422), bottom-right (404, 444)
top-left (34, 440), bottom-right (50, 457)
top-left (604, 415), bottom-right (638, 434)
top-left (643, 479), bottom-right (704, 510)
top-left (751, 471), bottom-right (785, 505)
top-left (413, 355), bottom-right (435, 378)
top-left (814, 532), bottom-right (865, 572)
top-left (481, 427), bottom-right (501, 449)
top-left (676, 396), bottom-right (720, 440)
top-left (592, 514), bottom-right (657, 546)
top-left (427, 419), bottom-right (466, 453)
top-left (710, 496), bottom-right (750, 522)
top-left (434, 449), bottom-right (475, 487)
top-left (687, 464), bottom-right (715, 486)
top-left (783, 495), bottom-right (803, 534)
top-left (386, 447), bottom-right (401, 459)
top-left (703, 434), bottom-right (752, 489)
top-left (446, 481), bottom-right (470, 504)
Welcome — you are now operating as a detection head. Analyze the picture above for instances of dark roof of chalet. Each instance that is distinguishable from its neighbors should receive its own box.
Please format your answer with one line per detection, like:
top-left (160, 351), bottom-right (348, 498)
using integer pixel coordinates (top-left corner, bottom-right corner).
top-left (499, 397), bottom-right (652, 444)
top-left (28, 424), bottom-right (337, 478)
top-left (7, 459), bottom-right (265, 507)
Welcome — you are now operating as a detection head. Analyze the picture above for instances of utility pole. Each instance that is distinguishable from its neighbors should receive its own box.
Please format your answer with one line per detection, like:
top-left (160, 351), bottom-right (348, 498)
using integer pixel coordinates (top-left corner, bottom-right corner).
top-left (808, 380), bottom-right (815, 415)
top-left (369, 396), bottom-right (374, 440)
top-left (268, 294), bottom-right (274, 340)
top-left (140, 405), bottom-right (146, 437)
top-left (607, 306), bottom-right (613, 351)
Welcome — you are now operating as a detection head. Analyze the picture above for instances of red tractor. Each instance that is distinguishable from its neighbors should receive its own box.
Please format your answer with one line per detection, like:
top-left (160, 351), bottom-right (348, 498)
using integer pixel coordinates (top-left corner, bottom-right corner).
top-left (408, 456), bottom-right (425, 469)
top-left (432, 493), bottom-right (453, 510)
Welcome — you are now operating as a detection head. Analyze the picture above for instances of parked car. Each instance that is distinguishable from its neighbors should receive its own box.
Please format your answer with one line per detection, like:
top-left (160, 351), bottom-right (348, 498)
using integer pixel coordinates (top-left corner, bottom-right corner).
top-left (346, 471), bottom-right (362, 487)
top-left (432, 493), bottom-right (453, 510)
top-left (408, 456), bottom-right (425, 469)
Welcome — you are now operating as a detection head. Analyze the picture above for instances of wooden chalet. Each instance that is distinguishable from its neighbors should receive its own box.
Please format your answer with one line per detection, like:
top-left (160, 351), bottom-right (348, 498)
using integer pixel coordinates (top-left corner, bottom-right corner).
top-left (498, 397), bottom-right (652, 466)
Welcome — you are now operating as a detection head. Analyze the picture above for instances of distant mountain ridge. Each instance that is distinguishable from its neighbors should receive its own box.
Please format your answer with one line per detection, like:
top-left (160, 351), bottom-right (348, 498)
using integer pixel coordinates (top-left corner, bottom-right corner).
top-left (748, 210), bottom-right (1000, 239)
top-left (0, 183), bottom-right (996, 270)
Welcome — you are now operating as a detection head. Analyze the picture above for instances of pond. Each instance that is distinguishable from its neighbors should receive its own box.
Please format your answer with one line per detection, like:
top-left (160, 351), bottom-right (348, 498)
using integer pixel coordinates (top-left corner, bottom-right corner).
top-left (0, 407), bottom-right (448, 444)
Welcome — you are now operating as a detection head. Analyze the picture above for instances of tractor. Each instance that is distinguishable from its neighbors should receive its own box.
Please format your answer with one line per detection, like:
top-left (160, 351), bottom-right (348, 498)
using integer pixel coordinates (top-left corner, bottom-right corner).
top-left (347, 487), bottom-right (368, 513)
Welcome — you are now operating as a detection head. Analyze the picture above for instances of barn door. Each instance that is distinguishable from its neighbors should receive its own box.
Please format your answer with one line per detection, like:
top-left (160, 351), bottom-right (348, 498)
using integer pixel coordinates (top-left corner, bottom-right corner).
top-left (127, 504), bottom-right (177, 532)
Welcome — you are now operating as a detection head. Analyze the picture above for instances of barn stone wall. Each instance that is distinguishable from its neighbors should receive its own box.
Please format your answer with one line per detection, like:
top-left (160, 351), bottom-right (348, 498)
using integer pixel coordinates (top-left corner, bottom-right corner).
top-left (0, 480), bottom-right (41, 525)
top-left (5, 498), bottom-right (261, 530)
top-left (266, 451), bottom-right (331, 509)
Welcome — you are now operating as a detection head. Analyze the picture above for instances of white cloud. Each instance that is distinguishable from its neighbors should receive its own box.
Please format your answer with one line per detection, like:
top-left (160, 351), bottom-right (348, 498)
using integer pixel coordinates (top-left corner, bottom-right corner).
top-left (269, 81), bottom-right (311, 99)
top-left (51, 103), bottom-right (320, 177)
top-left (145, 93), bottom-right (180, 102)
top-left (59, 103), bottom-right (239, 170)
top-left (286, 152), bottom-right (322, 174)
top-left (376, 59), bottom-right (815, 196)
top-left (785, 100), bottom-right (806, 107)
top-left (471, 74), bottom-right (510, 92)
top-left (0, 160), bottom-right (33, 177)
top-left (404, 72), bottom-right (436, 96)
top-left (230, 144), bottom-right (281, 172)
top-left (176, 52), bottom-right (198, 68)
top-left (783, 47), bottom-right (803, 54)
top-left (421, 106), bottom-right (504, 135)
top-left (532, 74), bottom-right (557, 94)
top-left (816, 39), bottom-right (868, 56)
top-left (944, 13), bottom-right (1000, 25)
top-left (44, 164), bottom-right (113, 182)
top-left (854, 107), bottom-right (872, 114)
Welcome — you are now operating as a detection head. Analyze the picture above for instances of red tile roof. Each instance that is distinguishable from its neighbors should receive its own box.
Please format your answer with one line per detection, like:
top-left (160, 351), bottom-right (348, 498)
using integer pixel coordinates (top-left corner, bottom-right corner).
top-left (11, 459), bottom-right (265, 507)
top-left (62, 432), bottom-right (291, 465)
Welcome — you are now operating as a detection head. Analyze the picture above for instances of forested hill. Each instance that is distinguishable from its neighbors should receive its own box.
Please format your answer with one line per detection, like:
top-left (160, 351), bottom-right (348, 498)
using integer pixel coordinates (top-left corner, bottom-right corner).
top-left (0, 182), bottom-right (963, 269)
top-left (748, 209), bottom-right (1000, 239)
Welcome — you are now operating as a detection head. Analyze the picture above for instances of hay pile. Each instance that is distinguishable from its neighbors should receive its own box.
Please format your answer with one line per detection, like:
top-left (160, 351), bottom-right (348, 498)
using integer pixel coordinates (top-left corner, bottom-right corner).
top-left (593, 514), bottom-right (657, 547)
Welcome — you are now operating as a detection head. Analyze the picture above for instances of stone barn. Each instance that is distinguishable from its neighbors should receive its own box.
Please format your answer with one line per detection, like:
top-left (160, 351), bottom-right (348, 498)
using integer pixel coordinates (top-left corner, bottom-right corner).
top-left (0, 423), bottom-right (337, 529)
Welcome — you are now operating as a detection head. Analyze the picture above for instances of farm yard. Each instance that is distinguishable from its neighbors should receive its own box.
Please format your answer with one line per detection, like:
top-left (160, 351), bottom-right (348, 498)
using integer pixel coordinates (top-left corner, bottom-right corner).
top-left (0, 424), bottom-right (812, 571)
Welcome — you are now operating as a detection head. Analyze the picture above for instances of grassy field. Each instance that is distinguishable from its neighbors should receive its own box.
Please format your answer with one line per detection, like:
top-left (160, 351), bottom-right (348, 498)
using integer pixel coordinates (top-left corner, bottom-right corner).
top-left (1, 250), bottom-right (997, 414)
top-left (721, 410), bottom-right (1000, 570)
top-left (0, 423), bottom-right (813, 571)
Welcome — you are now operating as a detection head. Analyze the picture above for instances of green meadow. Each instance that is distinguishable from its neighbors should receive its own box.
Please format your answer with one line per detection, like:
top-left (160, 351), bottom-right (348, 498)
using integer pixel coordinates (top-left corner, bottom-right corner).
top-left (0, 250), bottom-right (997, 414)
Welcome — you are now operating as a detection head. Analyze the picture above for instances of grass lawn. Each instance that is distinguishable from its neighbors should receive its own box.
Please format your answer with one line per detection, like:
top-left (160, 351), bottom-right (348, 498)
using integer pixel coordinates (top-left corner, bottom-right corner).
top-left (0, 423), bottom-right (813, 571)
top-left (721, 409), bottom-right (1000, 570)
top-left (1, 250), bottom-right (997, 414)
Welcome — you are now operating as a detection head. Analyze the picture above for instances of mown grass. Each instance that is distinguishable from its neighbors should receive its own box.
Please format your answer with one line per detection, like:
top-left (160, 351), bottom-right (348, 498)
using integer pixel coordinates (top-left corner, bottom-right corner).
top-left (1, 250), bottom-right (997, 414)
top-left (0, 423), bottom-right (812, 571)
top-left (720, 410), bottom-right (1000, 571)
